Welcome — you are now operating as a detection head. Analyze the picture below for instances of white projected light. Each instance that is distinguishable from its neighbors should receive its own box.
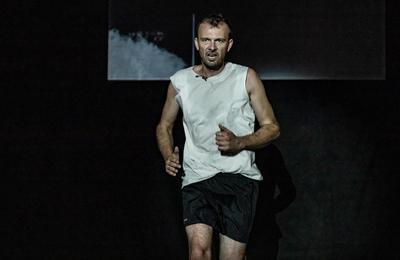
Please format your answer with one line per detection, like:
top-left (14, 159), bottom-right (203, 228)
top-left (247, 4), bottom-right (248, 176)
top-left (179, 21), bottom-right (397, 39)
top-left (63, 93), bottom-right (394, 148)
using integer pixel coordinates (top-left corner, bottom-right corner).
top-left (108, 29), bottom-right (187, 80)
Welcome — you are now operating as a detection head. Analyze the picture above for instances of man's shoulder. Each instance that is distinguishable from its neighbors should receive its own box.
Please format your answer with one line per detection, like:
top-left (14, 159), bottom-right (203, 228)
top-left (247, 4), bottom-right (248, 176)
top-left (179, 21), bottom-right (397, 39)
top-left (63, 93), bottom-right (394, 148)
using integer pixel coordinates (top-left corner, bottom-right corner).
top-left (229, 63), bottom-right (260, 76)
top-left (228, 62), bottom-right (249, 71)
top-left (170, 66), bottom-right (194, 89)
top-left (172, 66), bottom-right (193, 77)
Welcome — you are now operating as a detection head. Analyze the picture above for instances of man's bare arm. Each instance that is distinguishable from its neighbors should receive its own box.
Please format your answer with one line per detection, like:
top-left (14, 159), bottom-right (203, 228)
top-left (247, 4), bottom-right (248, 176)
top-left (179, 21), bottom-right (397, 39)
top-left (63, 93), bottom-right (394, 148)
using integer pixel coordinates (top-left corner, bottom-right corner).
top-left (241, 67), bottom-right (280, 149)
top-left (216, 68), bottom-right (280, 153)
top-left (156, 82), bottom-right (181, 176)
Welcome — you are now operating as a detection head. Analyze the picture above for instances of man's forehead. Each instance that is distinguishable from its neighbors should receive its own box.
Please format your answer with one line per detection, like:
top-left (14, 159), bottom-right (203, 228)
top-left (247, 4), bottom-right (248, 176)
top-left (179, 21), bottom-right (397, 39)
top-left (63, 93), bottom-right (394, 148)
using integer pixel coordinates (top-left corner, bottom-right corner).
top-left (198, 22), bottom-right (230, 37)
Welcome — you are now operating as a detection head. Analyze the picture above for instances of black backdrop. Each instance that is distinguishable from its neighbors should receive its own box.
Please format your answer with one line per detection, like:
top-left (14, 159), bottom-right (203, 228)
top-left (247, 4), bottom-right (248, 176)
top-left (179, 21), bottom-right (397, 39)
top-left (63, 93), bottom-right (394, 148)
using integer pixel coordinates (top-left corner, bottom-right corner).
top-left (4, 1), bottom-right (399, 259)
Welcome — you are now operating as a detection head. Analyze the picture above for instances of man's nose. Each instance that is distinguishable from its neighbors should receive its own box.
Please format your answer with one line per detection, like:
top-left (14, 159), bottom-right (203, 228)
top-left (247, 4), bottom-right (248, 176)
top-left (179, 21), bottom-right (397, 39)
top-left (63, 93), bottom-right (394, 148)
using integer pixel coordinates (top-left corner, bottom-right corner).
top-left (208, 41), bottom-right (217, 50)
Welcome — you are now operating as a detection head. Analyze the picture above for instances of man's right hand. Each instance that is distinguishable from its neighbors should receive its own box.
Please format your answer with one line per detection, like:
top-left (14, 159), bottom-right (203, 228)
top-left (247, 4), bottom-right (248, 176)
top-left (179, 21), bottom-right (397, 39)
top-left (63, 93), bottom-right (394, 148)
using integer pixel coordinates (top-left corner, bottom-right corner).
top-left (165, 146), bottom-right (181, 176)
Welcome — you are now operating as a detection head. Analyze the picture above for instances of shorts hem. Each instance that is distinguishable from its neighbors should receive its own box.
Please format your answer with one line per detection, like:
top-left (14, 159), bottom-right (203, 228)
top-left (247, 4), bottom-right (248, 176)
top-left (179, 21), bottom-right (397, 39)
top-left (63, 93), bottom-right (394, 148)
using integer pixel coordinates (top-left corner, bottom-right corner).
top-left (219, 231), bottom-right (248, 244)
top-left (183, 221), bottom-right (215, 229)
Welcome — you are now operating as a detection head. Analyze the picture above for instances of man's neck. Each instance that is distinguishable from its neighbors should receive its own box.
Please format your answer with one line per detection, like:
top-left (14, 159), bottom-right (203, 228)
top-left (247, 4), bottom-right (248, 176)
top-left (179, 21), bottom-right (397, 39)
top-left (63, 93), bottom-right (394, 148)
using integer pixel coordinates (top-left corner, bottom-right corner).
top-left (199, 62), bottom-right (226, 78)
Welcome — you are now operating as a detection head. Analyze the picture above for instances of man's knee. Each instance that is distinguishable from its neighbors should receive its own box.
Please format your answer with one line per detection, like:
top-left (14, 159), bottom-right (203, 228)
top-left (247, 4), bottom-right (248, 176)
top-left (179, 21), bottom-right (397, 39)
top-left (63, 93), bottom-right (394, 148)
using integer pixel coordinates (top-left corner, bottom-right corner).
top-left (190, 245), bottom-right (212, 260)
top-left (186, 223), bottom-right (213, 259)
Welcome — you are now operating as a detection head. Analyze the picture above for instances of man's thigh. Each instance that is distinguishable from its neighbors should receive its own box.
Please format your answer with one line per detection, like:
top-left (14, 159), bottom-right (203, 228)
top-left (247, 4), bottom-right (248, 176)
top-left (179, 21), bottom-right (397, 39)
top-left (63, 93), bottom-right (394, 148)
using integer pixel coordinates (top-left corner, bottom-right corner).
top-left (185, 223), bottom-right (213, 249)
top-left (219, 233), bottom-right (246, 260)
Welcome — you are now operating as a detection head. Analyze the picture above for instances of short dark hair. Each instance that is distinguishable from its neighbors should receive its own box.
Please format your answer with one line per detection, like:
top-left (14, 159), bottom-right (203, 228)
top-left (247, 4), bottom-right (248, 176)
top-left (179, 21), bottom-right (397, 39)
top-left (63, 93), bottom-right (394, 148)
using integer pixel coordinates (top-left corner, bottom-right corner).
top-left (196, 13), bottom-right (233, 39)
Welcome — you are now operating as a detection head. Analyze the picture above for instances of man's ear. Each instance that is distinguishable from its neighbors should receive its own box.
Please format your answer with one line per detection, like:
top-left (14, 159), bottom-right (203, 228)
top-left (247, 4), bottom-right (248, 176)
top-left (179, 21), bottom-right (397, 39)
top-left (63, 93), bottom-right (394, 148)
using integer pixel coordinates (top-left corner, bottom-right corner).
top-left (194, 37), bottom-right (199, 51)
top-left (227, 38), bottom-right (233, 52)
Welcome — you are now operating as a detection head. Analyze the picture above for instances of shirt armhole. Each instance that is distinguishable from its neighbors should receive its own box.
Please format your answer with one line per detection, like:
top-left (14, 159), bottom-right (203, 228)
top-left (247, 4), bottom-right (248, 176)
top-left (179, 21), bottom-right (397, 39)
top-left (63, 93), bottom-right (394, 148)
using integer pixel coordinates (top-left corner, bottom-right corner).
top-left (243, 66), bottom-right (251, 100)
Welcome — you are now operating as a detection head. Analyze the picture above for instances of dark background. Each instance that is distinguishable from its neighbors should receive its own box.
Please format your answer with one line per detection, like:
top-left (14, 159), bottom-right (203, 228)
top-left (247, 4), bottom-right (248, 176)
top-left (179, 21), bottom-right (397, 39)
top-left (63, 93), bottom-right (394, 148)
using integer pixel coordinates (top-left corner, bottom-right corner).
top-left (4, 0), bottom-right (399, 259)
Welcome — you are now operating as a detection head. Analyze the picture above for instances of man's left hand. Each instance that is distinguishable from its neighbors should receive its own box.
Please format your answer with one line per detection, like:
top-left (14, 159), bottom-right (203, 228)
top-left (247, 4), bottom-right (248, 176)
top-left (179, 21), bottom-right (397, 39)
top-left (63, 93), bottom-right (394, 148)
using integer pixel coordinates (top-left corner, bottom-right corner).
top-left (215, 124), bottom-right (244, 155)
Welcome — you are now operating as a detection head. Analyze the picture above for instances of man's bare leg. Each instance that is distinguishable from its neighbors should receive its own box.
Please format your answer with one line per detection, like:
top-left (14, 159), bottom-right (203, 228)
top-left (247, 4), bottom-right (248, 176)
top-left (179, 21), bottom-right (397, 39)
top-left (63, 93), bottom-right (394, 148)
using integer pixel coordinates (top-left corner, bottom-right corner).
top-left (185, 223), bottom-right (213, 260)
top-left (219, 233), bottom-right (247, 260)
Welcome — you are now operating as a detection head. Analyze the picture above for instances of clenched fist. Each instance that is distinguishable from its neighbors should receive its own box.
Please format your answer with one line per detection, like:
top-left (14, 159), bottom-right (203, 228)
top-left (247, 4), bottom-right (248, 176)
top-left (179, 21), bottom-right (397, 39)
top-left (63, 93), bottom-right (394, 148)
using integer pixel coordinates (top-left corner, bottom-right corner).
top-left (215, 124), bottom-right (244, 155)
top-left (165, 146), bottom-right (181, 176)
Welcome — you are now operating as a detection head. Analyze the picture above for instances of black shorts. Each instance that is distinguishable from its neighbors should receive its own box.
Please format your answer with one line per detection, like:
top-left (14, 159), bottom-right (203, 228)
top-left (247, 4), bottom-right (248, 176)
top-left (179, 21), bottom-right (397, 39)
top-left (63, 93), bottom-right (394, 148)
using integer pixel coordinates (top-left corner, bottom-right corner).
top-left (182, 172), bottom-right (259, 243)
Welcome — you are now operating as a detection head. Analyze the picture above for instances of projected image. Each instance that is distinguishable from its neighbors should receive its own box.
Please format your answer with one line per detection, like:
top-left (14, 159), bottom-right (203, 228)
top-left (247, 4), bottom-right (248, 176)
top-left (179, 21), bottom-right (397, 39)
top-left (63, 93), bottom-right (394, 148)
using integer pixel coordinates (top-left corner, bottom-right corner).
top-left (109, 0), bottom-right (385, 80)
top-left (108, 29), bottom-right (188, 80)
top-left (108, 10), bottom-right (193, 80)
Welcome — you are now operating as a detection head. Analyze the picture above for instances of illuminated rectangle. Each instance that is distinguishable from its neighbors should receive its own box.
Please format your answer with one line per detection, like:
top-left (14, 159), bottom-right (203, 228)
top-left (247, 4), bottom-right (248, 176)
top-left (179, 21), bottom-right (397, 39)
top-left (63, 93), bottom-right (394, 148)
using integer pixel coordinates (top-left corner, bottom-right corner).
top-left (108, 1), bottom-right (385, 80)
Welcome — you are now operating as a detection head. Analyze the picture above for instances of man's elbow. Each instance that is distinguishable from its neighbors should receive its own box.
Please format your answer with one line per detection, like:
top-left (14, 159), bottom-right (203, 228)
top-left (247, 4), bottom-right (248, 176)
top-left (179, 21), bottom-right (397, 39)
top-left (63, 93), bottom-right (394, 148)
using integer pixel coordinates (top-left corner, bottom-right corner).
top-left (156, 121), bottom-right (173, 136)
top-left (269, 123), bottom-right (280, 141)
top-left (259, 123), bottom-right (280, 145)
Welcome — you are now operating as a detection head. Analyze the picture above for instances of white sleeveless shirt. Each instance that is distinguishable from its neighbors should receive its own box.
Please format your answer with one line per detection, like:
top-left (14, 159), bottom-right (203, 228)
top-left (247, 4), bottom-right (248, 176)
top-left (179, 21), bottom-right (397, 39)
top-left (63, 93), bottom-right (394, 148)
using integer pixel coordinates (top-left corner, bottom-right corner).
top-left (170, 62), bottom-right (262, 187)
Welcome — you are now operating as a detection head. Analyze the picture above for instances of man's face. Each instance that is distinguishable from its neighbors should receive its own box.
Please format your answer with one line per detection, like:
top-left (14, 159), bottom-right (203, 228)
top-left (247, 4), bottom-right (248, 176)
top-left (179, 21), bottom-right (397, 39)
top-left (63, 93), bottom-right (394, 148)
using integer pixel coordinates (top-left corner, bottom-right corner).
top-left (195, 22), bottom-right (233, 70)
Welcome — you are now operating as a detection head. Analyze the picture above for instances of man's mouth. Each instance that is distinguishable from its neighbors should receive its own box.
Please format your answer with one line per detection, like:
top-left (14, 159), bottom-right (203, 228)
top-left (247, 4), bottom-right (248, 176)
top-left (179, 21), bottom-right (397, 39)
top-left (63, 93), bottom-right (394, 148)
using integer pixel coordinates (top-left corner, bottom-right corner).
top-left (207, 53), bottom-right (218, 60)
